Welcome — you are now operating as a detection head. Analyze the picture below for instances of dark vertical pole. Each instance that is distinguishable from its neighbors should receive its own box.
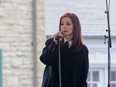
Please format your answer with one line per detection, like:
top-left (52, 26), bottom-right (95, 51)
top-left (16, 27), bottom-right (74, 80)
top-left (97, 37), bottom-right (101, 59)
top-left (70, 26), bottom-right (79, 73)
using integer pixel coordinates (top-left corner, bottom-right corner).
top-left (104, 0), bottom-right (112, 87)
top-left (58, 40), bottom-right (62, 87)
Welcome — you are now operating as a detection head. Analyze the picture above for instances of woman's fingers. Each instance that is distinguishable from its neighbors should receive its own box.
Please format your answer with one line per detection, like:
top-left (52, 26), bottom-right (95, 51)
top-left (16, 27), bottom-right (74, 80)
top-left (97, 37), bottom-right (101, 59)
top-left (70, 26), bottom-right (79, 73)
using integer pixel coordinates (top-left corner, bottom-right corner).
top-left (53, 31), bottom-right (63, 43)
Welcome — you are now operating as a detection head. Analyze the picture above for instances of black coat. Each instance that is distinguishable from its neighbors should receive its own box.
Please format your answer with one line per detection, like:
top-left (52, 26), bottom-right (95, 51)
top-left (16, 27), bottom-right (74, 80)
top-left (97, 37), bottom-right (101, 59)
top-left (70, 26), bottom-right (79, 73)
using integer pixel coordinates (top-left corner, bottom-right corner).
top-left (40, 38), bottom-right (89, 87)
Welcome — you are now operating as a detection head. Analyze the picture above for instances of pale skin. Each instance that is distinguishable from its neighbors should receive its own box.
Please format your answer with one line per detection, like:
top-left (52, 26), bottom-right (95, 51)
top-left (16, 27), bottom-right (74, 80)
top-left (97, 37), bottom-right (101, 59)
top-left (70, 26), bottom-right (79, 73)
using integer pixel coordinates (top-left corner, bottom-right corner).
top-left (54, 17), bottom-right (74, 43)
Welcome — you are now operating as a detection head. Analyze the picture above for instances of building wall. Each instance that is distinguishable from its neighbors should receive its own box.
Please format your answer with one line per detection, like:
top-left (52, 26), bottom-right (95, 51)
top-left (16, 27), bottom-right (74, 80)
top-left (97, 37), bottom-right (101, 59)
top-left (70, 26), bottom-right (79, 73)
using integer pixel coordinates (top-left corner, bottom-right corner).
top-left (0, 0), bottom-right (46, 87)
top-left (45, 0), bottom-right (116, 36)
top-left (36, 0), bottom-right (46, 86)
top-left (44, 0), bottom-right (116, 86)
top-left (45, 0), bottom-right (116, 64)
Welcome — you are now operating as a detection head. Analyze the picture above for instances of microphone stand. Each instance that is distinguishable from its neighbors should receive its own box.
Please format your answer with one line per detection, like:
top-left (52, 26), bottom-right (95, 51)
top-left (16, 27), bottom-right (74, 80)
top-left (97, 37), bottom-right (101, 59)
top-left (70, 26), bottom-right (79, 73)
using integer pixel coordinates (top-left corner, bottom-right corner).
top-left (57, 38), bottom-right (62, 87)
top-left (104, 0), bottom-right (112, 87)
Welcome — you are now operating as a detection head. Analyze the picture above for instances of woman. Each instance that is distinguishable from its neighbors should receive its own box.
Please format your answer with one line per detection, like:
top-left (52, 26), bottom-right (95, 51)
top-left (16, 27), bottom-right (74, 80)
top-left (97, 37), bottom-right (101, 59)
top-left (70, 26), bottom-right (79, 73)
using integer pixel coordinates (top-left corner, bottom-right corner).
top-left (40, 12), bottom-right (89, 87)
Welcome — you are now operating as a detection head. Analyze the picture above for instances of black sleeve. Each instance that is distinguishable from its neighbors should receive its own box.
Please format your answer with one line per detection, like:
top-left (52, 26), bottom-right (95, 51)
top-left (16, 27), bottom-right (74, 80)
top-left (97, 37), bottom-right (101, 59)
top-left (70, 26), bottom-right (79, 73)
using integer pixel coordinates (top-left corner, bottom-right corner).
top-left (79, 46), bottom-right (89, 87)
top-left (40, 38), bottom-right (57, 65)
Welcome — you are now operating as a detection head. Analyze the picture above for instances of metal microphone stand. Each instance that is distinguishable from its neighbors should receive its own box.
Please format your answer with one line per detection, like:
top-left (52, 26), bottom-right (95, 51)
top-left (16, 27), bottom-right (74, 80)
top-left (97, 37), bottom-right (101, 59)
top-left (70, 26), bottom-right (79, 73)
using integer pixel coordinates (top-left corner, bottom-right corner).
top-left (57, 38), bottom-right (62, 87)
top-left (104, 0), bottom-right (112, 87)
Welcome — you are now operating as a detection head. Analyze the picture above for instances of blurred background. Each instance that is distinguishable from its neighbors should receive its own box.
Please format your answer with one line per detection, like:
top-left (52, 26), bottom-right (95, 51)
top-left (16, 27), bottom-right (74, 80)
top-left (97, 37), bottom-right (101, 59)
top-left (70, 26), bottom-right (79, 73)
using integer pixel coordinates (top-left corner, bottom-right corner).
top-left (0, 0), bottom-right (116, 87)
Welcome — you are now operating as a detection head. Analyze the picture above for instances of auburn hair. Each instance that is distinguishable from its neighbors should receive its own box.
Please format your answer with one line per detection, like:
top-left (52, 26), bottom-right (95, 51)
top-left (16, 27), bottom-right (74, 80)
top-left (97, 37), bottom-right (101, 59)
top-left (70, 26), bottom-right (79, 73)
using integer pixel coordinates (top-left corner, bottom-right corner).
top-left (59, 13), bottom-right (84, 52)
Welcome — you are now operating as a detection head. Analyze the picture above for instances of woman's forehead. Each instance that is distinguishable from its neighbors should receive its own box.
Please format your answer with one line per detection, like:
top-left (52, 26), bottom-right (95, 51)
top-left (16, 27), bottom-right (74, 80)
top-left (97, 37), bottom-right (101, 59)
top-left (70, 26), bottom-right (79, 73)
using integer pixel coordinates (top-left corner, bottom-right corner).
top-left (61, 17), bottom-right (72, 22)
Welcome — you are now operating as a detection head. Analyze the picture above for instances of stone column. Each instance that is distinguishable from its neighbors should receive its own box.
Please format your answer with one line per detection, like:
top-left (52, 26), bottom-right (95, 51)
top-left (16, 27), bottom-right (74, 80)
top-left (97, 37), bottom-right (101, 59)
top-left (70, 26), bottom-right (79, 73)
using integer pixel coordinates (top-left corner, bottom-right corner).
top-left (36, 0), bottom-right (46, 86)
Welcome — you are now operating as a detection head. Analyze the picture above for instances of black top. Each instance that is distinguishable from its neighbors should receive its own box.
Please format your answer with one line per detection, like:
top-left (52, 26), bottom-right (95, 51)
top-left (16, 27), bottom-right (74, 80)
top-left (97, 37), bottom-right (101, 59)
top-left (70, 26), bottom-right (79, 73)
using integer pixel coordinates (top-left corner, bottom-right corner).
top-left (40, 38), bottom-right (89, 87)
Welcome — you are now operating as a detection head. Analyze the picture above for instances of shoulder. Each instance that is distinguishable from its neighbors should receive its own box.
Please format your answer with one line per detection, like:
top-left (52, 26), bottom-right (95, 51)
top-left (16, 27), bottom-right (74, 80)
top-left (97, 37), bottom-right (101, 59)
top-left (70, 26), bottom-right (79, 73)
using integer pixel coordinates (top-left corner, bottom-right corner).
top-left (82, 45), bottom-right (89, 54)
top-left (45, 38), bottom-right (54, 45)
top-left (46, 37), bottom-right (53, 42)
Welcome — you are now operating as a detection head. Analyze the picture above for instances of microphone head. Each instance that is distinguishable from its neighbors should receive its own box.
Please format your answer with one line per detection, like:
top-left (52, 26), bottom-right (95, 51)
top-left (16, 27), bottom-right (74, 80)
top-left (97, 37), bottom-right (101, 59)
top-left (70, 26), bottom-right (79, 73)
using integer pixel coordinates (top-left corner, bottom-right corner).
top-left (55, 36), bottom-right (62, 40)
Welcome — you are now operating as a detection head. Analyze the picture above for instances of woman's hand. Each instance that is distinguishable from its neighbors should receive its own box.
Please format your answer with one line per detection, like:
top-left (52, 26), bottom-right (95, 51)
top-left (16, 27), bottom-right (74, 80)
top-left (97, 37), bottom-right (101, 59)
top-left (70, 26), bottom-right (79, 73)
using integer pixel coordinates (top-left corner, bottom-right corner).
top-left (53, 31), bottom-right (64, 43)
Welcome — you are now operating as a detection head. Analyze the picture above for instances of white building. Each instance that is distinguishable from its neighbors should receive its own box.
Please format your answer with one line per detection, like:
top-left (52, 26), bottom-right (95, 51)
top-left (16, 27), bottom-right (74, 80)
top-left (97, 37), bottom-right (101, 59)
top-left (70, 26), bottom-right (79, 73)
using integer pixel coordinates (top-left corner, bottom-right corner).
top-left (45, 0), bottom-right (116, 87)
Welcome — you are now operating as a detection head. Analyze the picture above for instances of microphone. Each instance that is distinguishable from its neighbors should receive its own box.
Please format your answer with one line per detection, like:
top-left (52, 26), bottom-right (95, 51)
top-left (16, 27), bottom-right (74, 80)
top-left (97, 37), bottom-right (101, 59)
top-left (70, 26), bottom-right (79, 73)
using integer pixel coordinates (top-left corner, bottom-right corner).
top-left (56, 36), bottom-right (62, 40)
top-left (55, 30), bottom-right (64, 40)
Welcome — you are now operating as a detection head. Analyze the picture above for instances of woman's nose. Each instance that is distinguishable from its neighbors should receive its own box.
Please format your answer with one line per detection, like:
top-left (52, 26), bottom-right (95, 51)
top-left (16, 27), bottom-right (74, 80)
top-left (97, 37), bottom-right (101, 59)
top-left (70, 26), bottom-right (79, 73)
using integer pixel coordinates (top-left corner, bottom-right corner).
top-left (62, 26), bottom-right (67, 29)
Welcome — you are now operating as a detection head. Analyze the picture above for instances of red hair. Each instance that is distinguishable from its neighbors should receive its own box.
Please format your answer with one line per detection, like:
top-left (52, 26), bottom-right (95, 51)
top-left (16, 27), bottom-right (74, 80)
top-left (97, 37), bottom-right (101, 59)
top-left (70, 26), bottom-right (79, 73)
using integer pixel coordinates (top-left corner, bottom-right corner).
top-left (59, 13), bottom-right (84, 52)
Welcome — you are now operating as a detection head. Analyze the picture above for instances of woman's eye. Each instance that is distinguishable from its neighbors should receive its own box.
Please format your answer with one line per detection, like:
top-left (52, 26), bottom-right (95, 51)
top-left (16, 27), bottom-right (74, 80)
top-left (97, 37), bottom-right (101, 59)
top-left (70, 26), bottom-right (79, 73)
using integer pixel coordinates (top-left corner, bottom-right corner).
top-left (61, 23), bottom-right (71, 26)
top-left (67, 23), bottom-right (71, 25)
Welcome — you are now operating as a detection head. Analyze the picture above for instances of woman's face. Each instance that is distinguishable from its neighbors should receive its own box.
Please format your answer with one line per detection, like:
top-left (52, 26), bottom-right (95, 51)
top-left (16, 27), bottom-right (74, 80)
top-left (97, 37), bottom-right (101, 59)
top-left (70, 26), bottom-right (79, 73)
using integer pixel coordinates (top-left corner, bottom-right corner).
top-left (60, 17), bottom-right (74, 37)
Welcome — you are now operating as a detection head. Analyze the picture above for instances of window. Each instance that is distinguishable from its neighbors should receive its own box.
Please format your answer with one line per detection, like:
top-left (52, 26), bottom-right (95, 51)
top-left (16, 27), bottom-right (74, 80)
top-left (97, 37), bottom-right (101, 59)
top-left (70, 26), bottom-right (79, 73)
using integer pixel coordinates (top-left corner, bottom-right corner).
top-left (110, 71), bottom-right (116, 87)
top-left (87, 71), bottom-right (99, 87)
